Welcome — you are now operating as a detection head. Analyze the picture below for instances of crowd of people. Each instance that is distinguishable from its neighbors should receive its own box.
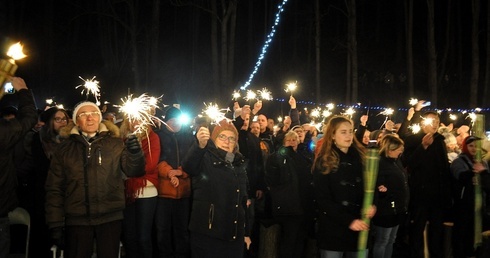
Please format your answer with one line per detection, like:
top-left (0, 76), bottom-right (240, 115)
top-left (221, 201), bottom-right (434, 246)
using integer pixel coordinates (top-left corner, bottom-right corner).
top-left (2, 77), bottom-right (490, 258)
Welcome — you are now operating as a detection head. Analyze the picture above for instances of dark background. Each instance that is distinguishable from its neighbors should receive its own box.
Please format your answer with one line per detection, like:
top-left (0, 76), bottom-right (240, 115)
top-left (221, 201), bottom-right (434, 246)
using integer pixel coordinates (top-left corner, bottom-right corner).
top-left (0, 0), bottom-right (488, 129)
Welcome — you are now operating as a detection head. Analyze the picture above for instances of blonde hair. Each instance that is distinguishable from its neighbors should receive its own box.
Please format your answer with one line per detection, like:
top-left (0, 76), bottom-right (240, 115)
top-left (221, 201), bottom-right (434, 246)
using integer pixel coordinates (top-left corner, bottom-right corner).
top-left (283, 130), bottom-right (299, 145)
top-left (313, 115), bottom-right (365, 174)
top-left (378, 134), bottom-right (404, 157)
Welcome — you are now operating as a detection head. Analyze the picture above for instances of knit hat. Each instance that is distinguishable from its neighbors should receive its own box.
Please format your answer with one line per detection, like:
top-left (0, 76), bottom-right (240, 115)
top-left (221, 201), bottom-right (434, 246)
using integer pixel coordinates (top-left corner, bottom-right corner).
top-left (72, 101), bottom-right (101, 125)
top-left (40, 107), bottom-right (61, 123)
top-left (164, 106), bottom-right (181, 122)
top-left (211, 119), bottom-right (239, 143)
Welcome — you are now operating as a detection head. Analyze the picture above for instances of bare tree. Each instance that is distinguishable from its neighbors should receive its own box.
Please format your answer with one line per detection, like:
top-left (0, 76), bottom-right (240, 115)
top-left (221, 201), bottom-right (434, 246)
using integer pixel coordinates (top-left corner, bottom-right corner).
top-left (315, 0), bottom-right (321, 104)
top-left (427, 0), bottom-right (437, 106)
top-left (346, 0), bottom-right (358, 104)
top-left (469, 0), bottom-right (480, 107)
top-left (484, 0), bottom-right (490, 106)
top-left (405, 0), bottom-right (414, 96)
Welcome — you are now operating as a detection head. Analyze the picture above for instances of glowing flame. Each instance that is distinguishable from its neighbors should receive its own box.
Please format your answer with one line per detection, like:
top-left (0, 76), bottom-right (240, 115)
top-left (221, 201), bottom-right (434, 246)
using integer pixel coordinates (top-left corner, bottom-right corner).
top-left (202, 102), bottom-right (230, 125)
top-left (117, 93), bottom-right (162, 135)
top-left (409, 123), bottom-right (421, 134)
top-left (76, 76), bottom-right (101, 103)
top-left (244, 90), bottom-right (257, 101)
top-left (46, 99), bottom-right (54, 105)
top-left (258, 87), bottom-right (273, 100)
top-left (344, 107), bottom-right (356, 118)
top-left (232, 90), bottom-right (241, 100)
top-left (409, 98), bottom-right (418, 106)
top-left (422, 117), bottom-right (434, 126)
top-left (7, 42), bottom-right (27, 60)
top-left (380, 108), bottom-right (394, 116)
top-left (322, 109), bottom-right (332, 118)
top-left (326, 103), bottom-right (335, 110)
top-left (285, 81), bottom-right (297, 94)
top-left (277, 116), bottom-right (283, 122)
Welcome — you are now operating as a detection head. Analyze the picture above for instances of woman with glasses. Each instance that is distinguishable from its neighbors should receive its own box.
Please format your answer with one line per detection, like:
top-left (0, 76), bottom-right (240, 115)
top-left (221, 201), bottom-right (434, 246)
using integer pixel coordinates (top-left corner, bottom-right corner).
top-left (372, 134), bottom-right (409, 258)
top-left (182, 119), bottom-right (251, 258)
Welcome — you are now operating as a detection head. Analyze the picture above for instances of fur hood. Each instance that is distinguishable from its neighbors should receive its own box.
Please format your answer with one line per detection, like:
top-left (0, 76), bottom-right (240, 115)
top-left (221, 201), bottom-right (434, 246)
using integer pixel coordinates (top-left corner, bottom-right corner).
top-left (59, 120), bottom-right (121, 139)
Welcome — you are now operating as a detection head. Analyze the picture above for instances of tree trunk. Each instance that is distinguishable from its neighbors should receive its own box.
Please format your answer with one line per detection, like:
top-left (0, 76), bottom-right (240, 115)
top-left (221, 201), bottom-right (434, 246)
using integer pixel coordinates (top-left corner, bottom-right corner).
top-left (437, 0), bottom-right (452, 97)
top-left (347, 0), bottom-right (358, 104)
top-left (149, 0), bottom-right (160, 89)
top-left (228, 3), bottom-right (237, 91)
top-left (426, 0), bottom-right (437, 106)
top-left (211, 0), bottom-right (219, 96)
top-left (315, 0), bottom-right (321, 103)
top-left (483, 0), bottom-right (490, 106)
top-left (469, 0), bottom-right (480, 107)
top-left (405, 0), bottom-right (414, 96)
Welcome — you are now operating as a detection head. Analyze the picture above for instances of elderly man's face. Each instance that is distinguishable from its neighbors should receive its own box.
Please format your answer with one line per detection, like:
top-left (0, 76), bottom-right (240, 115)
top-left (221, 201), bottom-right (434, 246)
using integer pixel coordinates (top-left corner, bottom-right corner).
top-left (76, 106), bottom-right (101, 134)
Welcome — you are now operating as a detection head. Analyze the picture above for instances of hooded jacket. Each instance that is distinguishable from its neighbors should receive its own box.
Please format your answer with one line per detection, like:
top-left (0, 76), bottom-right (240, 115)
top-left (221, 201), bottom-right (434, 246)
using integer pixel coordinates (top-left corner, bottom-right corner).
top-left (45, 121), bottom-right (145, 229)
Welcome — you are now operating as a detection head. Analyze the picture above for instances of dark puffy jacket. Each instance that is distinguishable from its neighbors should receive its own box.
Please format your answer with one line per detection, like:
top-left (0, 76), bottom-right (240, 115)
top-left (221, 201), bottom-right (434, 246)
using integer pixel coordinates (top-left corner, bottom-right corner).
top-left (0, 89), bottom-right (38, 217)
top-left (182, 140), bottom-right (249, 241)
top-left (45, 121), bottom-right (145, 229)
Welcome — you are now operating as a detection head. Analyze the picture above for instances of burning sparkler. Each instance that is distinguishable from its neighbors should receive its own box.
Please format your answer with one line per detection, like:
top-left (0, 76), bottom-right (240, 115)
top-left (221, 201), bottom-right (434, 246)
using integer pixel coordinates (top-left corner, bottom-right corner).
top-left (202, 102), bottom-right (230, 125)
top-left (117, 93), bottom-right (162, 135)
top-left (232, 90), bottom-right (241, 101)
top-left (409, 123), bottom-right (421, 134)
top-left (244, 90), bottom-right (257, 102)
top-left (343, 107), bottom-right (356, 119)
top-left (285, 81), bottom-right (297, 96)
top-left (409, 98), bottom-right (418, 106)
top-left (76, 76), bottom-right (101, 104)
top-left (258, 87), bottom-right (273, 101)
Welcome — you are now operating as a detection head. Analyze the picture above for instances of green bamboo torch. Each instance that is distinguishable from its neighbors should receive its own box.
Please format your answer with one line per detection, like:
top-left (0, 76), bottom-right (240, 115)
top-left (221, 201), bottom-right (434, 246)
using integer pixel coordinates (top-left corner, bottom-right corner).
top-left (471, 114), bottom-right (485, 249)
top-left (358, 145), bottom-right (380, 257)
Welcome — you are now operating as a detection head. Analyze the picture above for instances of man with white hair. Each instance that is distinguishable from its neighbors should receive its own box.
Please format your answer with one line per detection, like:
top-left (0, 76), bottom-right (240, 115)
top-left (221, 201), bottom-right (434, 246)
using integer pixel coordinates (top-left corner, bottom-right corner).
top-left (45, 100), bottom-right (145, 258)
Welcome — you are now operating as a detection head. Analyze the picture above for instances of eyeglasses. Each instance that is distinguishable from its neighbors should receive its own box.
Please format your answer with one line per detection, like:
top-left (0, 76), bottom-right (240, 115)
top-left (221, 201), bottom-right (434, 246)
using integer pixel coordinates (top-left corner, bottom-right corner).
top-left (77, 111), bottom-right (101, 119)
top-left (54, 117), bottom-right (67, 123)
top-left (217, 134), bottom-right (236, 143)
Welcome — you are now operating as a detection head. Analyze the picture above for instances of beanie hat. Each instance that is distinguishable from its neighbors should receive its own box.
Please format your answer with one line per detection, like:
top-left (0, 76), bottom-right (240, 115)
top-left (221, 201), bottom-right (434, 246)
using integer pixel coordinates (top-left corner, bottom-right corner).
top-left (40, 107), bottom-right (61, 123)
top-left (72, 101), bottom-right (101, 125)
top-left (164, 106), bottom-right (182, 122)
top-left (211, 119), bottom-right (239, 143)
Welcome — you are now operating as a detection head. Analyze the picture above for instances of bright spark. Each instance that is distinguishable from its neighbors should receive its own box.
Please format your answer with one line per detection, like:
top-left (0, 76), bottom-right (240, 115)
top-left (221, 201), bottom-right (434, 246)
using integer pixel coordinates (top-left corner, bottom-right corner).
top-left (409, 124), bottom-right (421, 134)
top-left (202, 103), bottom-right (230, 125)
top-left (117, 93), bottom-right (162, 135)
top-left (409, 98), bottom-right (418, 106)
top-left (76, 76), bottom-right (101, 103)
top-left (232, 90), bottom-right (241, 100)
top-left (7, 42), bottom-right (27, 60)
top-left (258, 88), bottom-right (273, 100)
top-left (244, 90), bottom-right (257, 101)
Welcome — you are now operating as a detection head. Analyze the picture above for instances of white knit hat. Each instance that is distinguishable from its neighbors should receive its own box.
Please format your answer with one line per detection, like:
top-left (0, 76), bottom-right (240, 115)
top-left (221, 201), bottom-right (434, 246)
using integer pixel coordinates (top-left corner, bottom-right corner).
top-left (72, 101), bottom-right (101, 125)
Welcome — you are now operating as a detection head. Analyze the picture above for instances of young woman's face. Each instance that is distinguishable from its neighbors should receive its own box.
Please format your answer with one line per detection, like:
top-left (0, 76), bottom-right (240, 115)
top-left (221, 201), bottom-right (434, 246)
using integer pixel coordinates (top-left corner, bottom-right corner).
top-left (466, 141), bottom-right (477, 157)
top-left (332, 122), bottom-right (354, 151)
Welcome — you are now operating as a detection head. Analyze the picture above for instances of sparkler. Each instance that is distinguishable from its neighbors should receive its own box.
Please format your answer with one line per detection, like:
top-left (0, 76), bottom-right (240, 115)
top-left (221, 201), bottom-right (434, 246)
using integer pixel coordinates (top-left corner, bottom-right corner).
top-left (378, 108), bottom-right (394, 129)
top-left (449, 114), bottom-right (457, 121)
top-left (117, 93), bottom-right (162, 135)
top-left (409, 123), bottom-right (421, 134)
top-left (322, 109), bottom-right (332, 118)
top-left (76, 76), bottom-right (101, 105)
top-left (202, 102), bottom-right (230, 125)
top-left (284, 81), bottom-right (297, 96)
top-left (310, 107), bottom-right (321, 120)
top-left (326, 103), bottom-right (335, 110)
top-left (409, 98), bottom-right (418, 106)
top-left (343, 107), bottom-right (356, 119)
top-left (0, 42), bottom-right (27, 98)
top-left (257, 87), bottom-right (273, 101)
top-left (232, 90), bottom-right (241, 101)
top-left (244, 90), bottom-right (257, 102)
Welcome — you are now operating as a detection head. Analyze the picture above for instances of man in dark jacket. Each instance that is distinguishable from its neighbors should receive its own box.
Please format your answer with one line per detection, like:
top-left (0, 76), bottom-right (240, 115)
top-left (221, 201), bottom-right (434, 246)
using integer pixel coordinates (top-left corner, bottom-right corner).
top-left (45, 101), bottom-right (145, 258)
top-left (0, 77), bottom-right (38, 257)
top-left (402, 111), bottom-right (451, 258)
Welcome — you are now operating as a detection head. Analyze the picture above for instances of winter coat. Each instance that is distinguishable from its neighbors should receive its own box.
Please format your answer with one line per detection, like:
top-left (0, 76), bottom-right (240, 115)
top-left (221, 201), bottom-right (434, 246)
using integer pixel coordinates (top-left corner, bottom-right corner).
top-left (312, 145), bottom-right (365, 251)
top-left (156, 125), bottom-right (194, 199)
top-left (182, 140), bottom-right (249, 242)
top-left (402, 131), bottom-right (452, 208)
top-left (0, 89), bottom-right (38, 217)
top-left (45, 121), bottom-right (145, 229)
top-left (372, 155), bottom-right (409, 227)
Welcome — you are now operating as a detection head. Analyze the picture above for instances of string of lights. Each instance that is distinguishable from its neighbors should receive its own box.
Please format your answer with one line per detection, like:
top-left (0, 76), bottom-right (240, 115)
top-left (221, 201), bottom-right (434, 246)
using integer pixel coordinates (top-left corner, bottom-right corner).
top-left (240, 0), bottom-right (289, 90)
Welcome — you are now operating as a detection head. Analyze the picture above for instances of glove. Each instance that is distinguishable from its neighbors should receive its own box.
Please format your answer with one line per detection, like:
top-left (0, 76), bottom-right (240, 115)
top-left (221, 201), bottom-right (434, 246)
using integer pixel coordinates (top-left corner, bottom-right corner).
top-left (50, 226), bottom-right (65, 249)
top-left (125, 134), bottom-right (141, 154)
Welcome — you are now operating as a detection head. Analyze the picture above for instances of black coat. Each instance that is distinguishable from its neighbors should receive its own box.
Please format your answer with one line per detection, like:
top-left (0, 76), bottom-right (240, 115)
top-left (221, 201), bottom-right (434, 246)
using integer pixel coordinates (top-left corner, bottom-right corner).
top-left (402, 131), bottom-right (452, 208)
top-left (312, 145), bottom-right (365, 251)
top-left (182, 140), bottom-right (249, 242)
top-left (0, 89), bottom-right (38, 217)
top-left (372, 155), bottom-right (409, 227)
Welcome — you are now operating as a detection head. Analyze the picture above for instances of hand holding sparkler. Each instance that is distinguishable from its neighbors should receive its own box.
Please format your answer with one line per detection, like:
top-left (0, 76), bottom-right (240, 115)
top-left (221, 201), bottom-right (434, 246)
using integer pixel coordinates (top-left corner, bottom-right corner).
top-left (196, 127), bottom-right (210, 149)
top-left (288, 96), bottom-right (296, 109)
top-left (125, 134), bottom-right (142, 154)
top-left (252, 100), bottom-right (262, 115)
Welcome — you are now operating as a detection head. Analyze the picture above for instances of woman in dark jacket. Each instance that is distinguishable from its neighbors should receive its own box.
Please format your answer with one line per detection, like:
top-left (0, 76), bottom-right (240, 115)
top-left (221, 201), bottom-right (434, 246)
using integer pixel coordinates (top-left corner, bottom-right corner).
top-left (372, 134), bottom-right (409, 258)
top-left (266, 130), bottom-right (316, 258)
top-left (450, 136), bottom-right (490, 258)
top-left (312, 115), bottom-right (375, 257)
top-left (182, 119), bottom-right (250, 258)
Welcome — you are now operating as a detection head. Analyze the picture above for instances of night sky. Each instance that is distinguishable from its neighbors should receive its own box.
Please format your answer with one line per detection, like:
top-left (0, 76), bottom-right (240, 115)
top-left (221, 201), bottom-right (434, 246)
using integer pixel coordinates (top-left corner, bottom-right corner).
top-left (1, 0), bottom-right (488, 128)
